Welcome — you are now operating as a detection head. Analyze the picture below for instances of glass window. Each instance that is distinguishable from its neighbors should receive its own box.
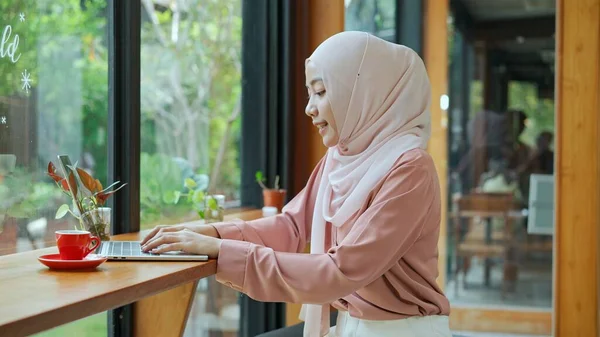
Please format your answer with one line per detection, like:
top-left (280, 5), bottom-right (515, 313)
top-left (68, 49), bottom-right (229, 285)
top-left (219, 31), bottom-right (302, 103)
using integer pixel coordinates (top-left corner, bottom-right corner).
top-left (447, 31), bottom-right (555, 312)
top-left (0, 0), bottom-right (108, 335)
top-left (345, 0), bottom-right (395, 41)
top-left (139, 0), bottom-right (242, 335)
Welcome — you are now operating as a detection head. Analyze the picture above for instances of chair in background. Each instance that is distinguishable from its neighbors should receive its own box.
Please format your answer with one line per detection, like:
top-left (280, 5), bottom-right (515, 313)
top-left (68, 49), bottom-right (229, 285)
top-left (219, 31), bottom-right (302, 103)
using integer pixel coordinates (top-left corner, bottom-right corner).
top-left (452, 192), bottom-right (518, 299)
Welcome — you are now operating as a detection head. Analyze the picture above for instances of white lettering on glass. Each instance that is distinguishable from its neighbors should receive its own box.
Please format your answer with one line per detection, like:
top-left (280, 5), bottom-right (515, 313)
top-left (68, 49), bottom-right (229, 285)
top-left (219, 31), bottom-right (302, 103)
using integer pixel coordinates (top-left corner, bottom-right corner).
top-left (21, 69), bottom-right (31, 93)
top-left (0, 25), bottom-right (21, 63)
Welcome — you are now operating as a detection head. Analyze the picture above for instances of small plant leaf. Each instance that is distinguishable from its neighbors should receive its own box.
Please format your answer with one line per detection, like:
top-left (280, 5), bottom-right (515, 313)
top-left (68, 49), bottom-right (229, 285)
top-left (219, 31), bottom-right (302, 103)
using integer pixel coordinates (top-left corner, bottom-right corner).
top-left (207, 197), bottom-right (218, 210)
top-left (55, 204), bottom-right (70, 219)
top-left (97, 181), bottom-right (121, 194)
top-left (255, 171), bottom-right (264, 182)
top-left (77, 168), bottom-right (98, 193)
top-left (47, 162), bottom-right (64, 183)
top-left (94, 179), bottom-right (103, 193)
top-left (174, 191), bottom-right (181, 204)
top-left (184, 178), bottom-right (197, 189)
top-left (60, 179), bottom-right (70, 192)
top-left (68, 172), bottom-right (78, 198)
top-left (163, 192), bottom-right (177, 204)
top-left (197, 210), bottom-right (205, 219)
top-left (192, 190), bottom-right (205, 204)
top-left (95, 183), bottom-right (127, 205)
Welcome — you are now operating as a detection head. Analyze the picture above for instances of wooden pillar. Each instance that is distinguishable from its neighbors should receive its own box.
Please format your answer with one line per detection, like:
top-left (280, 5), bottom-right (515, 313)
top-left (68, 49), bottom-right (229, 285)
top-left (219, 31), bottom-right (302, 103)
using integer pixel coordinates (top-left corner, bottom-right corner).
top-left (423, 0), bottom-right (449, 288)
top-left (554, 0), bottom-right (600, 336)
top-left (287, 0), bottom-right (344, 327)
top-left (291, 0), bottom-right (344, 196)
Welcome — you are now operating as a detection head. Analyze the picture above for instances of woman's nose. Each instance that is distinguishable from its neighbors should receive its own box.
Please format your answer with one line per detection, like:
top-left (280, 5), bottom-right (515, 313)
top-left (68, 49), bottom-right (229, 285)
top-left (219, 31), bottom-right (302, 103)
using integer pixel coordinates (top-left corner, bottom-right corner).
top-left (305, 102), bottom-right (317, 117)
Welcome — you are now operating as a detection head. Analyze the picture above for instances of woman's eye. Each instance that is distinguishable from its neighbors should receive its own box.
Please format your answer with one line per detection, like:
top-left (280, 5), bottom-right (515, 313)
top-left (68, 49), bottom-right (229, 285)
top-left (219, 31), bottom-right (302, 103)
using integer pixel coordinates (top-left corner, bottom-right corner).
top-left (316, 90), bottom-right (326, 97)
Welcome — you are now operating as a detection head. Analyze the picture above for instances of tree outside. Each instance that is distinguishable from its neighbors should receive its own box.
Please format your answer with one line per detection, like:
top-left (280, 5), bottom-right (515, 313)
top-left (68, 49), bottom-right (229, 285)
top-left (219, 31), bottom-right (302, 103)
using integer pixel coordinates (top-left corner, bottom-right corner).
top-left (139, 0), bottom-right (242, 227)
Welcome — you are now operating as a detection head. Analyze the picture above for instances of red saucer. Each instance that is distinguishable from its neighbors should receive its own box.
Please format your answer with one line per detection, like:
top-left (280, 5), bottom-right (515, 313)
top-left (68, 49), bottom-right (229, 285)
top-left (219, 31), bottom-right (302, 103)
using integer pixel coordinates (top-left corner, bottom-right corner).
top-left (38, 254), bottom-right (107, 270)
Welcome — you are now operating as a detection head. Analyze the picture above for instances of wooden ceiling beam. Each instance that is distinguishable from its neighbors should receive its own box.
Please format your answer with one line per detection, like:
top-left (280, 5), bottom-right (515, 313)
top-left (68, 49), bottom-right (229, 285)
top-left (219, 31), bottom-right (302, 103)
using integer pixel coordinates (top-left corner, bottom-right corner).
top-left (473, 16), bottom-right (555, 42)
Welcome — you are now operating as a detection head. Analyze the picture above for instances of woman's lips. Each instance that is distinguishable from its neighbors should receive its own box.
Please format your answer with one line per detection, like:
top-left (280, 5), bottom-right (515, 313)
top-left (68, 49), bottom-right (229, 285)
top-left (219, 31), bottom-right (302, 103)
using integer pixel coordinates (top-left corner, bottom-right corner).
top-left (314, 122), bottom-right (328, 135)
top-left (318, 124), bottom-right (328, 136)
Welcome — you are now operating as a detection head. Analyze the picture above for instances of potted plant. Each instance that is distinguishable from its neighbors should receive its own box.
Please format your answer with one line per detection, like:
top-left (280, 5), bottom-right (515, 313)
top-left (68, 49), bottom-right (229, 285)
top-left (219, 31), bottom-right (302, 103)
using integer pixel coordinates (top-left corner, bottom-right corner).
top-left (165, 177), bottom-right (225, 224)
top-left (255, 171), bottom-right (286, 212)
top-left (47, 161), bottom-right (126, 241)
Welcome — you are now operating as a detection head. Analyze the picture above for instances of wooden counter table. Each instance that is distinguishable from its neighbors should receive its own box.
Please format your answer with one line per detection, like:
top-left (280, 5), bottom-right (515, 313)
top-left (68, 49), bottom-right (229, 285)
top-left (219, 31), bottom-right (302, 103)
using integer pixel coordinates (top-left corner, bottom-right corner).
top-left (0, 209), bottom-right (263, 337)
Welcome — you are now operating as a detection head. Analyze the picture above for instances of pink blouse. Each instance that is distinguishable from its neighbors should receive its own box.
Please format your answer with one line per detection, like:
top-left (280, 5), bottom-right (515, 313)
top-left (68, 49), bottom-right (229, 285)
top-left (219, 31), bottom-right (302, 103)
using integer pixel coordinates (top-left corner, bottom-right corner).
top-left (213, 148), bottom-right (450, 320)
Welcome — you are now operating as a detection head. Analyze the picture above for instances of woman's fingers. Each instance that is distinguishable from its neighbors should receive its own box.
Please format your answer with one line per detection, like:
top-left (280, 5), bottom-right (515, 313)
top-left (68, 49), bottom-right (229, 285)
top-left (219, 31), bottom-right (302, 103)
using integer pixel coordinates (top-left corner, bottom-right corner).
top-left (140, 225), bottom-right (166, 245)
top-left (152, 242), bottom-right (185, 254)
top-left (142, 233), bottom-right (181, 251)
top-left (140, 225), bottom-right (181, 245)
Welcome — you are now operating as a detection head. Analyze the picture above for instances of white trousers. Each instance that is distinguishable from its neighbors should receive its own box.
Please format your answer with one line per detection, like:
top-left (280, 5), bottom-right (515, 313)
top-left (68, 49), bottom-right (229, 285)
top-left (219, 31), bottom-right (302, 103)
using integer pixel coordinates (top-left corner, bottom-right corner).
top-left (327, 311), bottom-right (452, 337)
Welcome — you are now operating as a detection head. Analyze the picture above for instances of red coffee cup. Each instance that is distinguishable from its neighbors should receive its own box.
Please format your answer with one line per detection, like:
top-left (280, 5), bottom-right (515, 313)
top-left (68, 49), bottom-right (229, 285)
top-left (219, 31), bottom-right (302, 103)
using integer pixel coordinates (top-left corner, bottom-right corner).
top-left (55, 230), bottom-right (100, 260)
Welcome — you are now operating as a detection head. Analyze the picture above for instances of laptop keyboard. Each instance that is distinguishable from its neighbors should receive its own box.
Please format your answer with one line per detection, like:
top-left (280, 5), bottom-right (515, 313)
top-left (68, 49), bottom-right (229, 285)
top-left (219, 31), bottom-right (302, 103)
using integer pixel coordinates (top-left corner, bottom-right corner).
top-left (100, 241), bottom-right (155, 256)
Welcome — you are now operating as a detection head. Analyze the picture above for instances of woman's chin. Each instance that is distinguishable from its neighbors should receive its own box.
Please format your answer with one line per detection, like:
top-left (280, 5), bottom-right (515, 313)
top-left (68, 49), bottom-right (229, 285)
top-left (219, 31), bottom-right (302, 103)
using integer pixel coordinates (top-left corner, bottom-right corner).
top-left (322, 136), bottom-right (338, 148)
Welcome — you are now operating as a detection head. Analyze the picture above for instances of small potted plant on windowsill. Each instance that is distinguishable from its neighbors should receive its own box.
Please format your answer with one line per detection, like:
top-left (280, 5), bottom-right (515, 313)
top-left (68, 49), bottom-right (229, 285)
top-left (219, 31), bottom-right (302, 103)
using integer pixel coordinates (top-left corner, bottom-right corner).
top-left (255, 171), bottom-right (286, 212)
top-left (47, 161), bottom-right (126, 241)
top-left (165, 177), bottom-right (225, 224)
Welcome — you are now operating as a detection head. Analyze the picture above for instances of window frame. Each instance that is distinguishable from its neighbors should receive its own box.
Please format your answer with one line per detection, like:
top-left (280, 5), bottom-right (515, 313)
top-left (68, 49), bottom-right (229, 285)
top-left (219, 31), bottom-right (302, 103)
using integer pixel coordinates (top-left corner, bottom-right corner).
top-left (106, 1), bottom-right (141, 336)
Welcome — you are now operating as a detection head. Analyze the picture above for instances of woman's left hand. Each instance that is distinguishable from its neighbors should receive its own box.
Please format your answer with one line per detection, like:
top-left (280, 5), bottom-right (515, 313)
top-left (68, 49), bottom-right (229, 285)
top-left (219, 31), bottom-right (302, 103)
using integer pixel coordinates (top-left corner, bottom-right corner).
top-left (141, 229), bottom-right (222, 258)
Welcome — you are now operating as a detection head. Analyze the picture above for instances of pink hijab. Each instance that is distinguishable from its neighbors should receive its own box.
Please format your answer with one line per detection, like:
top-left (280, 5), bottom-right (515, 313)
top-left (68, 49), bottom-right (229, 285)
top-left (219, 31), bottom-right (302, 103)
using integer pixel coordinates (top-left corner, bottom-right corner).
top-left (300, 31), bottom-right (432, 336)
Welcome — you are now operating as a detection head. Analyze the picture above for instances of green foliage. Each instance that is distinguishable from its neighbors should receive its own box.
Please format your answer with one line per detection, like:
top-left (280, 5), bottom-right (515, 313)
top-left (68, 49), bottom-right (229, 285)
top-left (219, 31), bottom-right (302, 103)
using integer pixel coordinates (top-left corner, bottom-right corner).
top-left (165, 172), bottom-right (219, 220)
top-left (508, 81), bottom-right (555, 147)
top-left (255, 170), bottom-right (281, 190)
top-left (55, 203), bottom-right (70, 219)
top-left (255, 171), bottom-right (265, 184)
top-left (139, 152), bottom-right (186, 224)
top-left (32, 312), bottom-right (106, 337)
top-left (140, 0), bottom-right (242, 202)
top-left (345, 0), bottom-right (396, 38)
top-left (0, 168), bottom-right (61, 219)
top-left (470, 80), bottom-right (484, 117)
top-left (0, 0), bottom-right (109, 184)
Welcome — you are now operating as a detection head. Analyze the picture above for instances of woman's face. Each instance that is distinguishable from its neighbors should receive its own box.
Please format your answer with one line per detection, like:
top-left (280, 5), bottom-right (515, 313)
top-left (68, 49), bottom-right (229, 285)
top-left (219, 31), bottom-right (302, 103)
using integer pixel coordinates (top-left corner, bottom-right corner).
top-left (305, 60), bottom-right (339, 148)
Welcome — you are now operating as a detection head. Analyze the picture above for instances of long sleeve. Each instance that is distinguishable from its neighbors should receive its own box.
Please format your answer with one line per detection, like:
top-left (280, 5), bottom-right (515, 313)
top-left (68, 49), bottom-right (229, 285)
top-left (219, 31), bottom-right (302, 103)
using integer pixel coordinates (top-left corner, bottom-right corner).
top-left (212, 158), bottom-right (325, 253)
top-left (215, 163), bottom-right (437, 304)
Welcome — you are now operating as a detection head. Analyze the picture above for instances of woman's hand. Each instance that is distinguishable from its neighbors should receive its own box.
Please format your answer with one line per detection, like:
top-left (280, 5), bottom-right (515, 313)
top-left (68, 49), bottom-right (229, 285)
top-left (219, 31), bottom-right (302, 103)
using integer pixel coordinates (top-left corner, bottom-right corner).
top-left (141, 229), bottom-right (222, 258)
top-left (140, 223), bottom-right (220, 246)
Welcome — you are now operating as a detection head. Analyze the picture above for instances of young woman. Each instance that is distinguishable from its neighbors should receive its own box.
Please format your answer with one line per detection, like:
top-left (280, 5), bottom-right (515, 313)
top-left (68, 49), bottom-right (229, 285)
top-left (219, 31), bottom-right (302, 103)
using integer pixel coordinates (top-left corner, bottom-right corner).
top-left (141, 31), bottom-right (451, 337)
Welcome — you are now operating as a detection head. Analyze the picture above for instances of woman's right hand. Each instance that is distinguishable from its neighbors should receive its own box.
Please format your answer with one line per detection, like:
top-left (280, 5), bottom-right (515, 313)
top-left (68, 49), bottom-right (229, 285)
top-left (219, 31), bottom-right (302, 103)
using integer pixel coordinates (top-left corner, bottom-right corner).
top-left (140, 223), bottom-right (220, 246)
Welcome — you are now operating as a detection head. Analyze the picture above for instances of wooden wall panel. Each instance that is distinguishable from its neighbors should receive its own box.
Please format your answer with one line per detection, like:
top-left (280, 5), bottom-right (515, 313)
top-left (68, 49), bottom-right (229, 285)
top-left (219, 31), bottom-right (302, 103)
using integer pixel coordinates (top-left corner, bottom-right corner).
top-left (450, 307), bottom-right (552, 335)
top-left (291, 0), bottom-right (344, 195)
top-left (554, 0), bottom-right (600, 336)
top-left (287, 0), bottom-right (344, 327)
top-left (423, 0), bottom-right (449, 288)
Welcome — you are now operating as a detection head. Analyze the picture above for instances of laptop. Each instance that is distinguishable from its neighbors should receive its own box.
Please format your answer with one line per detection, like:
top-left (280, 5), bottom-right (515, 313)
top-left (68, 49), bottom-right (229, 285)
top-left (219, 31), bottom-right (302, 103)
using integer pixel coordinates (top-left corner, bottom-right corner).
top-left (97, 241), bottom-right (209, 261)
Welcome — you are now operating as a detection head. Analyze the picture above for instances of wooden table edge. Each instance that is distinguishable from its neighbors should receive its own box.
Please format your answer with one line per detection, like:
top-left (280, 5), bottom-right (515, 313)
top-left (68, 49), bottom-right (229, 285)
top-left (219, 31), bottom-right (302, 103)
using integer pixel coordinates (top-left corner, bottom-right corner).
top-left (2, 260), bottom-right (216, 337)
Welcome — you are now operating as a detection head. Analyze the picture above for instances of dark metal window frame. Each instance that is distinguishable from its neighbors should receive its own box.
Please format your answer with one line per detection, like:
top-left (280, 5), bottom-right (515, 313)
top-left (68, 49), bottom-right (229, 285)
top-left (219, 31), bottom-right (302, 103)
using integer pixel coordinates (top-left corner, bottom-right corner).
top-left (107, 0), bottom-right (141, 336)
top-left (238, 0), bottom-right (292, 335)
top-left (395, 0), bottom-right (424, 55)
